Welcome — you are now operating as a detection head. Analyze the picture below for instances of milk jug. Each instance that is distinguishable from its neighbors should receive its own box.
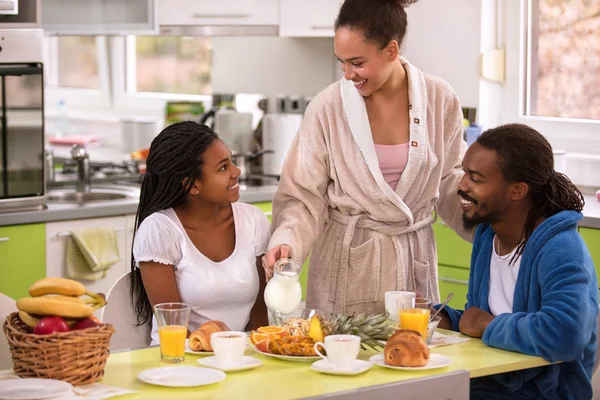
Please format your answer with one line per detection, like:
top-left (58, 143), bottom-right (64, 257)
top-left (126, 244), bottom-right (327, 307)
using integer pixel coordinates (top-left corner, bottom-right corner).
top-left (264, 258), bottom-right (302, 317)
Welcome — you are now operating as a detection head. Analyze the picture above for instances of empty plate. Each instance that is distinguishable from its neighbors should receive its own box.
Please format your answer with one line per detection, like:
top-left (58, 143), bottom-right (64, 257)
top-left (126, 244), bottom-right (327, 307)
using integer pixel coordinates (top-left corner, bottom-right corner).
top-left (138, 366), bottom-right (226, 387)
top-left (0, 378), bottom-right (73, 400)
top-left (369, 353), bottom-right (452, 371)
top-left (197, 356), bottom-right (263, 372)
top-left (311, 359), bottom-right (373, 376)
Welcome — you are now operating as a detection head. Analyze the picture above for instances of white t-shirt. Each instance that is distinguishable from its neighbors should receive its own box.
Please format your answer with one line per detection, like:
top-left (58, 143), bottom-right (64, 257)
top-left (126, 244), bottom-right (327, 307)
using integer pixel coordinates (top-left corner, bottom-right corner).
top-left (488, 235), bottom-right (522, 316)
top-left (133, 202), bottom-right (271, 344)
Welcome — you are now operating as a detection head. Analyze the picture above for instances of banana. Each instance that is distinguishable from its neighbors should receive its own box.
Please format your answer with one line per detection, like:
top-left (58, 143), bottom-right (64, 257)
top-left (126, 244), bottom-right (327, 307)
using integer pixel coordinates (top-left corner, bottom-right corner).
top-left (44, 295), bottom-right (85, 304)
top-left (29, 278), bottom-right (86, 297)
top-left (17, 297), bottom-right (94, 319)
top-left (18, 310), bottom-right (40, 328)
top-left (19, 310), bottom-right (78, 328)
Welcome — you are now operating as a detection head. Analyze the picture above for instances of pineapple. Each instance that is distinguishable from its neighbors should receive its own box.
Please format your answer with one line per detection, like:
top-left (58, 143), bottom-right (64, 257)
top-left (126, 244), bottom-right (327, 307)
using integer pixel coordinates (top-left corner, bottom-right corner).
top-left (310, 312), bottom-right (395, 351)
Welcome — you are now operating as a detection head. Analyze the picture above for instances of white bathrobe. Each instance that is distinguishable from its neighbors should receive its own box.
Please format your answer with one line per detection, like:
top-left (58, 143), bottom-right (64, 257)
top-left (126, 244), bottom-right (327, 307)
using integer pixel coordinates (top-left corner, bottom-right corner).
top-left (269, 58), bottom-right (472, 314)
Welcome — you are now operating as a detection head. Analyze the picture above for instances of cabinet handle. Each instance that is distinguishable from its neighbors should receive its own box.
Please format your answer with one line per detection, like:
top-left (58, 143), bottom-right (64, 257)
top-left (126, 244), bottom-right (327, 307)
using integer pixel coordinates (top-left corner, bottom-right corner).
top-left (264, 211), bottom-right (272, 217)
top-left (310, 25), bottom-right (334, 30)
top-left (0, 237), bottom-right (9, 243)
top-left (193, 13), bottom-right (251, 19)
top-left (57, 227), bottom-right (124, 238)
top-left (439, 277), bottom-right (469, 285)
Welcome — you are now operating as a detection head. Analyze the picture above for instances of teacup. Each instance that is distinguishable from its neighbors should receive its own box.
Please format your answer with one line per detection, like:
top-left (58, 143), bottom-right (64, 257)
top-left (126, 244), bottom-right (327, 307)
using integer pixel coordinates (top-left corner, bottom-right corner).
top-left (210, 331), bottom-right (247, 368)
top-left (313, 334), bottom-right (361, 371)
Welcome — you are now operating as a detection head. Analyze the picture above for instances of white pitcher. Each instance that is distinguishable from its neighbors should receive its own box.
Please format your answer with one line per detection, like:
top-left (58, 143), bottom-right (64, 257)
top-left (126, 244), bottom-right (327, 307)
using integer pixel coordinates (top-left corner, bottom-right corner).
top-left (264, 258), bottom-right (302, 318)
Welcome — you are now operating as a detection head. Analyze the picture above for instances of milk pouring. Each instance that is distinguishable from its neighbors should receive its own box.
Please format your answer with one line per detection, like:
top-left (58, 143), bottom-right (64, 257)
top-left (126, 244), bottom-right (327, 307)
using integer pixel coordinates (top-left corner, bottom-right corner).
top-left (264, 258), bottom-right (302, 316)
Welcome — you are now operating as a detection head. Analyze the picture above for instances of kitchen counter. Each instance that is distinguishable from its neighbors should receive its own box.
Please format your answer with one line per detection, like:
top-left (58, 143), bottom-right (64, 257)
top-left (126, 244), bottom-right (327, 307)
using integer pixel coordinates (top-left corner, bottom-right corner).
top-left (1, 191), bottom-right (599, 229)
top-left (0, 184), bottom-right (278, 227)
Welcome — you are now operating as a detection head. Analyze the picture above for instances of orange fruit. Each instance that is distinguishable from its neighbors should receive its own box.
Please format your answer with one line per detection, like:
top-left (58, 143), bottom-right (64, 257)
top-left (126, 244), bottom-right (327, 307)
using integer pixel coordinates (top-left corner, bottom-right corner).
top-left (255, 337), bottom-right (270, 353)
top-left (257, 326), bottom-right (286, 338)
top-left (250, 330), bottom-right (269, 345)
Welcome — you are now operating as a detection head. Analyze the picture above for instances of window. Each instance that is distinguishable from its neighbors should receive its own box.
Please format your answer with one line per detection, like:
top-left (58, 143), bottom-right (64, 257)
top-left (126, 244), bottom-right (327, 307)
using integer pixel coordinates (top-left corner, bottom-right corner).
top-left (48, 36), bottom-right (101, 89)
top-left (127, 36), bottom-right (212, 96)
top-left (526, 0), bottom-right (600, 120)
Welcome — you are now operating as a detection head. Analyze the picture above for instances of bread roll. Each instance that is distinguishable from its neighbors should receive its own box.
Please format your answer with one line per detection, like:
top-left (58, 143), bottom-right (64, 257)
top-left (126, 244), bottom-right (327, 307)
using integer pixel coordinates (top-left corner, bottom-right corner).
top-left (383, 329), bottom-right (430, 367)
top-left (189, 320), bottom-right (230, 352)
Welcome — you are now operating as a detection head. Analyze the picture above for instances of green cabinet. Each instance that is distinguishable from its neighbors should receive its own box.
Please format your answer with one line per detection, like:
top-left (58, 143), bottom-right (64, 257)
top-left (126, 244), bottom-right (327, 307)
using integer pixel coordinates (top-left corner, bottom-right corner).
top-left (579, 227), bottom-right (600, 288)
top-left (249, 201), bottom-right (309, 300)
top-left (0, 223), bottom-right (46, 300)
top-left (434, 221), bottom-right (472, 309)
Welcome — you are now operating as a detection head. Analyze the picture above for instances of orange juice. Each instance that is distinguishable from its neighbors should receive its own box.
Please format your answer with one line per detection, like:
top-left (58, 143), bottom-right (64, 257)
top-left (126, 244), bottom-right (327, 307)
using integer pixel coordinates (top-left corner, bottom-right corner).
top-left (399, 308), bottom-right (430, 338)
top-left (158, 325), bottom-right (187, 358)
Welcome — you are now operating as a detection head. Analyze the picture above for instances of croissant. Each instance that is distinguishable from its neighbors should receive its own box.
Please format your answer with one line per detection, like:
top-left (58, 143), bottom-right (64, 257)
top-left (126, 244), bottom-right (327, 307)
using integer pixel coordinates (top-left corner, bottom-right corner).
top-left (189, 320), bottom-right (230, 352)
top-left (384, 329), bottom-right (430, 367)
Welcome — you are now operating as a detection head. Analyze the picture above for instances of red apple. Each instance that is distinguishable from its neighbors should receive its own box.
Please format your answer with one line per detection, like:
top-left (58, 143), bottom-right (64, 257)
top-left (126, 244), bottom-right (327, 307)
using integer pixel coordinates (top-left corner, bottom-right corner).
top-left (34, 316), bottom-right (70, 335)
top-left (71, 317), bottom-right (100, 331)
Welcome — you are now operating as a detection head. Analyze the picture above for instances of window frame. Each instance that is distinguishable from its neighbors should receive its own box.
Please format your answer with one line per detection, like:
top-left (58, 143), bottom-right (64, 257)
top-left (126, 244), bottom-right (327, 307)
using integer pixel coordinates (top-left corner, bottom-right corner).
top-left (502, 0), bottom-right (600, 155)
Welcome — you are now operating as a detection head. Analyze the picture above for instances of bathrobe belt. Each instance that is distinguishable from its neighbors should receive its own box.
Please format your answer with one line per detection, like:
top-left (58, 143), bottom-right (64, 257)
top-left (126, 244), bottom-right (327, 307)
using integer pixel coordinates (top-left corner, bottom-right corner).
top-left (329, 209), bottom-right (434, 312)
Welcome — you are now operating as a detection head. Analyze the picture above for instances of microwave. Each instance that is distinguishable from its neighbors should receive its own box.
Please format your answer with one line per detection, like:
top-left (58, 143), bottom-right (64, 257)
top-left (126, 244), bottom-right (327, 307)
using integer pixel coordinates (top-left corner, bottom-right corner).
top-left (0, 29), bottom-right (45, 212)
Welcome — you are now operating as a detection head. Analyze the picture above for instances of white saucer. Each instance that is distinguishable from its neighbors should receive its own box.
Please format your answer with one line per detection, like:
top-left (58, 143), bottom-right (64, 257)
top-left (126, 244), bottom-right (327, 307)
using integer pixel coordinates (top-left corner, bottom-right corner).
top-left (197, 356), bottom-right (263, 372)
top-left (310, 359), bottom-right (372, 376)
top-left (138, 366), bottom-right (226, 387)
top-left (369, 353), bottom-right (452, 371)
top-left (0, 378), bottom-right (73, 400)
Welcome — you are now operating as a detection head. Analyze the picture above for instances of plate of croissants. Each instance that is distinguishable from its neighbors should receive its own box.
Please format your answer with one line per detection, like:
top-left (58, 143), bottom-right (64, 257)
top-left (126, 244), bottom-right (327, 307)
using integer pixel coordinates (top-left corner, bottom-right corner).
top-left (252, 336), bottom-right (322, 362)
top-left (186, 320), bottom-right (249, 355)
top-left (369, 330), bottom-right (452, 371)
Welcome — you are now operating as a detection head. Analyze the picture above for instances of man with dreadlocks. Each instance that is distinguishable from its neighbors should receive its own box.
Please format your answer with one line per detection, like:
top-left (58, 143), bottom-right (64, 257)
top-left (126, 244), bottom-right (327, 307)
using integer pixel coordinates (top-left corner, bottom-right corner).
top-left (437, 124), bottom-right (597, 400)
top-left (131, 121), bottom-right (270, 345)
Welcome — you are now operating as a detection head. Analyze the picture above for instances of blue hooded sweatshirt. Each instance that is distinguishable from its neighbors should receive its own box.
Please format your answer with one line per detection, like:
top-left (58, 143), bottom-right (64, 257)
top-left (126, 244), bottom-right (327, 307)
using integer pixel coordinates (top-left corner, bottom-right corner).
top-left (442, 210), bottom-right (597, 400)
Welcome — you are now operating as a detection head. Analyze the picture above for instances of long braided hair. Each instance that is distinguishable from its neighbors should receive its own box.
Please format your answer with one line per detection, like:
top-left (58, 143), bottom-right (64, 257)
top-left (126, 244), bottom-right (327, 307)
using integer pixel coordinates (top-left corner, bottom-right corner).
top-left (130, 121), bottom-right (218, 326)
top-left (476, 123), bottom-right (584, 263)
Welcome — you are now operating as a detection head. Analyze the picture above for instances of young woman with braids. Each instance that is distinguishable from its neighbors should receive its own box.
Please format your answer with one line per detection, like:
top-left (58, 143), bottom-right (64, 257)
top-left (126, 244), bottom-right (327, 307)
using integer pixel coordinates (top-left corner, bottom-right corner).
top-left (437, 123), bottom-right (597, 400)
top-left (131, 121), bottom-right (270, 344)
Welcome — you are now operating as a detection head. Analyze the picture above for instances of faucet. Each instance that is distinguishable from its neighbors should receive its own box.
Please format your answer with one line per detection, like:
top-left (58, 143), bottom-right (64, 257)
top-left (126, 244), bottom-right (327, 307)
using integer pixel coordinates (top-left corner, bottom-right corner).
top-left (71, 145), bottom-right (91, 193)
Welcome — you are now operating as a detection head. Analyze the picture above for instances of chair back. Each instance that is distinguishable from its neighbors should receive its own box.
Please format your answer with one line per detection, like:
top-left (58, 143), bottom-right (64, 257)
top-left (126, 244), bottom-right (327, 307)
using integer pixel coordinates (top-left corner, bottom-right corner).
top-left (100, 272), bottom-right (150, 351)
top-left (0, 293), bottom-right (16, 369)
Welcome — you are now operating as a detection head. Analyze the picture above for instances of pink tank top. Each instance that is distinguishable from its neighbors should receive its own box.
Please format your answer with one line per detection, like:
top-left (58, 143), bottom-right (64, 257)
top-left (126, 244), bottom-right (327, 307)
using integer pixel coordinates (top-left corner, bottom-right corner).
top-left (374, 143), bottom-right (410, 190)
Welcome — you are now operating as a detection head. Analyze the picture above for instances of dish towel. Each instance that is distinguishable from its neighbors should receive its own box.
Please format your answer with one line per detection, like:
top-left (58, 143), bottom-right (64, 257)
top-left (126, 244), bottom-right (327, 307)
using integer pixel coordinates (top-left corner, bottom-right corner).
top-left (66, 228), bottom-right (120, 281)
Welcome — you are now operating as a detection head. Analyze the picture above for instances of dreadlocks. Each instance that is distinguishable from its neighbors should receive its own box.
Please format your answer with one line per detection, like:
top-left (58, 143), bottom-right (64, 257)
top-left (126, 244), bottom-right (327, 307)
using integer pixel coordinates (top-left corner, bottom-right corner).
top-left (130, 121), bottom-right (218, 326)
top-left (476, 123), bottom-right (584, 264)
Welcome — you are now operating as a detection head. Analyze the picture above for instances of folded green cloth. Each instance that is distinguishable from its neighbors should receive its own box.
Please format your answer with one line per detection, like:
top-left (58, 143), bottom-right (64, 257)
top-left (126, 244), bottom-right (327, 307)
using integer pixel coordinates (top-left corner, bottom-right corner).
top-left (66, 228), bottom-right (121, 281)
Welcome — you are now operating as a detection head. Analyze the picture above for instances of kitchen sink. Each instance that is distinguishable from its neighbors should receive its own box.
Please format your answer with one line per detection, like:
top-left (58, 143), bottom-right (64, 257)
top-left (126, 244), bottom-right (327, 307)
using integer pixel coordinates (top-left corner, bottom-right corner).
top-left (45, 185), bottom-right (140, 204)
top-left (46, 192), bottom-right (131, 202)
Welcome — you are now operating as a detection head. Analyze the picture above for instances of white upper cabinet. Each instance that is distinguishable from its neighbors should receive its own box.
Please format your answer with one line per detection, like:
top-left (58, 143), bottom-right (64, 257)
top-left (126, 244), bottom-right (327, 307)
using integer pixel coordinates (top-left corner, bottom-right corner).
top-left (42, 0), bottom-right (157, 35)
top-left (279, 0), bottom-right (342, 37)
top-left (157, 0), bottom-right (279, 27)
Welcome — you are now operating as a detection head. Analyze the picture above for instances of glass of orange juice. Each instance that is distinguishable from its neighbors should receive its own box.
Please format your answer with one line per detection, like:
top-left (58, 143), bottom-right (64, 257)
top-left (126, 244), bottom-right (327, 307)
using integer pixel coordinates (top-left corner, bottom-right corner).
top-left (398, 298), bottom-right (432, 339)
top-left (154, 302), bottom-right (191, 363)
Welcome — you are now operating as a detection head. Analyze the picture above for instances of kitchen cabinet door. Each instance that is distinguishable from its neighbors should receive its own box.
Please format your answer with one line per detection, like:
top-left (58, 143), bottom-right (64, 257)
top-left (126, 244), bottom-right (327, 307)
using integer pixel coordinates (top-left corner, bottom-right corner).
top-left (157, 0), bottom-right (278, 27)
top-left (438, 265), bottom-right (469, 310)
top-left (42, 0), bottom-right (157, 35)
top-left (279, 0), bottom-right (342, 37)
top-left (433, 220), bottom-right (473, 270)
top-left (579, 227), bottom-right (600, 287)
top-left (45, 216), bottom-right (129, 315)
top-left (0, 223), bottom-right (46, 300)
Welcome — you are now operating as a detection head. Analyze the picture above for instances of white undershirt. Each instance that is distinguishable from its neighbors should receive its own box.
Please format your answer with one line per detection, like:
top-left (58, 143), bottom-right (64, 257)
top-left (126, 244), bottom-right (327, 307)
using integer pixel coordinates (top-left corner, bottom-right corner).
top-left (488, 235), bottom-right (522, 316)
top-left (133, 202), bottom-right (271, 344)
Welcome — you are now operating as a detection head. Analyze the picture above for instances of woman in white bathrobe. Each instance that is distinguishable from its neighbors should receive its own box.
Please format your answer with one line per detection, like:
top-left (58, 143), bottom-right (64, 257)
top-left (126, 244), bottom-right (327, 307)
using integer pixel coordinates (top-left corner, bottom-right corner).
top-left (263, 0), bottom-right (472, 315)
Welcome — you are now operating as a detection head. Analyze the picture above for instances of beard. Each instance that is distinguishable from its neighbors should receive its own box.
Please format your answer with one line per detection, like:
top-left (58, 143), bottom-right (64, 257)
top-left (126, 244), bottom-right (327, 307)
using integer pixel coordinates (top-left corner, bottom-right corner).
top-left (458, 189), bottom-right (500, 230)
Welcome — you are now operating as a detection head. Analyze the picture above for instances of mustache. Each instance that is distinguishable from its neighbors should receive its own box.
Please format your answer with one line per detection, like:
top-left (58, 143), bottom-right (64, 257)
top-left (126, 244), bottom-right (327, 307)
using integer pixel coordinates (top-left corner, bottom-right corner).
top-left (457, 190), bottom-right (477, 204)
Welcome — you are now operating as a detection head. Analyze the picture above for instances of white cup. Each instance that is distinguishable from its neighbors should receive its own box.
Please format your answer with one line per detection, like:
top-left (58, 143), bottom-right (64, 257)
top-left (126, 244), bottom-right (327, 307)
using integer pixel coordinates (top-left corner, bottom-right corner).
top-left (210, 331), bottom-right (247, 368)
top-left (313, 334), bottom-right (361, 371)
top-left (384, 291), bottom-right (416, 321)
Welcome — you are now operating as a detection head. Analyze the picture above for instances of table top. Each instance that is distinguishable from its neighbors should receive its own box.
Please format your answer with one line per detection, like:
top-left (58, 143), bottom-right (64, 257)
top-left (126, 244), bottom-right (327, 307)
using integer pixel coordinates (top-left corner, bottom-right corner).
top-left (97, 330), bottom-right (552, 399)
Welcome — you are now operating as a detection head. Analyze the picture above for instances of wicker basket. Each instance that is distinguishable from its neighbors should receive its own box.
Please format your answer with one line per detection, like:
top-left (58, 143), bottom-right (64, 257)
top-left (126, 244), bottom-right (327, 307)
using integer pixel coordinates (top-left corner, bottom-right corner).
top-left (3, 312), bottom-right (115, 386)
